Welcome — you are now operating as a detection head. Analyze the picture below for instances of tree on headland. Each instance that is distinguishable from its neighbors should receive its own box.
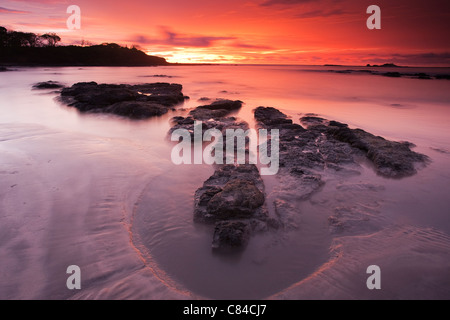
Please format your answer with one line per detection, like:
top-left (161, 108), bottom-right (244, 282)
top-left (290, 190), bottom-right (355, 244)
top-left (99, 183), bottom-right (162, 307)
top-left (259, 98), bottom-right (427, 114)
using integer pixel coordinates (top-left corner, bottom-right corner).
top-left (0, 27), bottom-right (60, 48)
top-left (80, 39), bottom-right (95, 47)
top-left (2, 30), bottom-right (39, 47)
top-left (0, 26), bottom-right (168, 66)
top-left (40, 33), bottom-right (61, 47)
top-left (100, 43), bottom-right (121, 49)
top-left (0, 27), bottom-right (7, 47)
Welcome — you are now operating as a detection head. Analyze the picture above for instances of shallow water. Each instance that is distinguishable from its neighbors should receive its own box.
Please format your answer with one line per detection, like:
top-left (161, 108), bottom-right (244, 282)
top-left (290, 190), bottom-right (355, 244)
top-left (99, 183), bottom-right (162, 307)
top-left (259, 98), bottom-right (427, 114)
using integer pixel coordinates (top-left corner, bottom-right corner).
top-left (1, 65), bottom-right (450, 299)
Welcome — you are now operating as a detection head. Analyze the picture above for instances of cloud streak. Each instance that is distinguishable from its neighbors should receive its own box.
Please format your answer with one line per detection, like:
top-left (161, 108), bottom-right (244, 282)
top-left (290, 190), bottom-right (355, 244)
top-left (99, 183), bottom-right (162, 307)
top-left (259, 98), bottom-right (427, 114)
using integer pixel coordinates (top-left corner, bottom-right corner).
top-left (295, 8), bottom-right (347, 19)
top-left (260, 0), bottom-right (316, 6)
top-left (259, 0), bottom-right (350, 19)
top-left (230, 42), bottom-right (273, 50)
top-left (133, 28), bottom-right (235, 47)
top-left (0, 7), bottom-right (29, 14)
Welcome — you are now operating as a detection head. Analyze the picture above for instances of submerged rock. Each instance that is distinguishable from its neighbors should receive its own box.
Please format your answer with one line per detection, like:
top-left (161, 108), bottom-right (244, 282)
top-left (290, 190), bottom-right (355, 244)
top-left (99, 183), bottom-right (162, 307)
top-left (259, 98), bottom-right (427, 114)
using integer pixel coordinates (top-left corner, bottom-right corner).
top-left (189, 108), bottom-right (234, 120)
top-left (59, 82), bottom-right (187, 119)
top-left (382, 72), bottom-right (402, 78)
top-left (212, 220), bottom-right (251, 251)
top-left (435, 74), bottom-right (450, 80)
top-left (32, 81), bottom-right (64, 89)
top-left (198, 99), bottom-right (243, 111)
top-left (102, 101), bottom-right (169, 119)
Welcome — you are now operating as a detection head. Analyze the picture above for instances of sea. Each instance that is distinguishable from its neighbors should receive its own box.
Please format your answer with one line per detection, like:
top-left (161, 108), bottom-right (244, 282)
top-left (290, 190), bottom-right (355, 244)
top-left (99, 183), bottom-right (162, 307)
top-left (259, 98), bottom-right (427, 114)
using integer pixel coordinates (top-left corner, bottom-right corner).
top-left (0, 65), bottom-right (449, 299)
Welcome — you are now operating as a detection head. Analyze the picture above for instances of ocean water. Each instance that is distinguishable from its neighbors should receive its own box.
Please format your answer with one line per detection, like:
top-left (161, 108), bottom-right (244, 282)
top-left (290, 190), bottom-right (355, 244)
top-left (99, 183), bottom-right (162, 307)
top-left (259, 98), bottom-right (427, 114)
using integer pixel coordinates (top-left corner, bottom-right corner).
top-left (0, 65), bottom-right (449, 299)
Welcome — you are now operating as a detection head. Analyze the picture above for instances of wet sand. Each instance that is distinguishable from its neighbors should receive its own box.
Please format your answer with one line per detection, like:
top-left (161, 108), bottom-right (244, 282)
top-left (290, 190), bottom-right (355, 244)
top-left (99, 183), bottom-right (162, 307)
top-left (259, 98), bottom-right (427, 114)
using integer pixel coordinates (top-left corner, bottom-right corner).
top-left (0, 123), bottom-right (185, 299)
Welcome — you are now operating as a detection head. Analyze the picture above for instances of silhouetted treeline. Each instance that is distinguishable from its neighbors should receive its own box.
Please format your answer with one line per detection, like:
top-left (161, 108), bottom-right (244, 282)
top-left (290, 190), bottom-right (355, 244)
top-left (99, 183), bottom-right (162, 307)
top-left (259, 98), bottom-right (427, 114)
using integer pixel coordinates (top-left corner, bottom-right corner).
top-left (0, 26), bottom-right (61, 48)
top-left (0, 27), bottom-right (168, 66)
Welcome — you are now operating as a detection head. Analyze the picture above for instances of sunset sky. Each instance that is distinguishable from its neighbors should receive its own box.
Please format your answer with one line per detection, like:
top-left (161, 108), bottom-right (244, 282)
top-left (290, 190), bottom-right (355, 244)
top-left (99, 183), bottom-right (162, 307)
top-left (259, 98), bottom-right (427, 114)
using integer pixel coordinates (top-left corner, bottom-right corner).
top-left (1, 0), bottom-right (449, 66)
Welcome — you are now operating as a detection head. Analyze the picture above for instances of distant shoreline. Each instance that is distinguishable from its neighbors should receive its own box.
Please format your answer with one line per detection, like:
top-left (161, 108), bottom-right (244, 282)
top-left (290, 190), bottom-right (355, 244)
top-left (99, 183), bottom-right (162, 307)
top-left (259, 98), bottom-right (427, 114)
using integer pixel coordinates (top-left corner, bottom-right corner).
top-left (3, 63), bottom-right (450, 68)
top-left (3, 62), bottom-right (449, 80)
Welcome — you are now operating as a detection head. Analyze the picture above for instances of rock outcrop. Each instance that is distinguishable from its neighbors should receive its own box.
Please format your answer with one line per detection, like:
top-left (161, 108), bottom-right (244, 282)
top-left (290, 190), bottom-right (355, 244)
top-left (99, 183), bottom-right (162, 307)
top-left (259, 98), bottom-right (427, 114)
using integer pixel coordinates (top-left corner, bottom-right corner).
top-left (32, 81), bottom-right (64, 89)
top-left (326, 123), bottom-right (429, 178)
top-left (168, 99), bottom-right (248, 147)
top-left (59, 82), bottom-right (188, 119)
top-left (194, 164), bottom-right (276, 252)
top-left (255, 107), bottom-right (427, 179)
top-left (170, 101), bottom-right (277, 252)
top-left (253, 106), bottom-right (429, 240)
top-left (173, 101), bottom-right (429, 253)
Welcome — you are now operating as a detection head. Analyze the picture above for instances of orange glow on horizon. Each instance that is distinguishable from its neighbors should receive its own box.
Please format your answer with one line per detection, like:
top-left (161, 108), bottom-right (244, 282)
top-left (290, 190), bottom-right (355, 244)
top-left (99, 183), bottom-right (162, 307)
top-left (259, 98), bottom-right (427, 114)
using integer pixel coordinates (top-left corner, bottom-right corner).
top-left (1, 0), bottom-right (449, 66)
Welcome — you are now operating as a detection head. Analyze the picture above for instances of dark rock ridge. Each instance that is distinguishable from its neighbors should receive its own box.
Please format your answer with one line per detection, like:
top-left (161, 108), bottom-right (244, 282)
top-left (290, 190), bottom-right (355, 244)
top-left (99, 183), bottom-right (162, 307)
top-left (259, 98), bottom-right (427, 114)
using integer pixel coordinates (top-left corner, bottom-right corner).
top-left (32, 81), bottom-right (64, 89)
top-left (254, 106), bottom-right (429, 237)
top-left (59, 82), bottom-right (188, 119)
top-left (188, 104), bottom-right (428, 252)
top-left (327, 123), bottom-right (429, 178)
top-left (254, 106), bottom-right (306, 145)
top-left (254, 106), bottom-right (428, 179)
top-left (198, 99), bottom-right (243, 111)
top-left (169, 99), bottom-right (248, 140)
top-left (170, 100), bottom-right (278, 252)
top-left (321, 68), bottom-right (450, 81)
top-left (139, 74), bottom-right (174, 78)
top-left (194, 164), bottom-right (278, 252)
top-left (367, 63), bottom-right (400, 67)
top-left (255, 108), bottom-right (332, 203)
top-left (254, 106), bottom-right (305, 131)
top-left (188, 99), bottom-right (243, 120)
